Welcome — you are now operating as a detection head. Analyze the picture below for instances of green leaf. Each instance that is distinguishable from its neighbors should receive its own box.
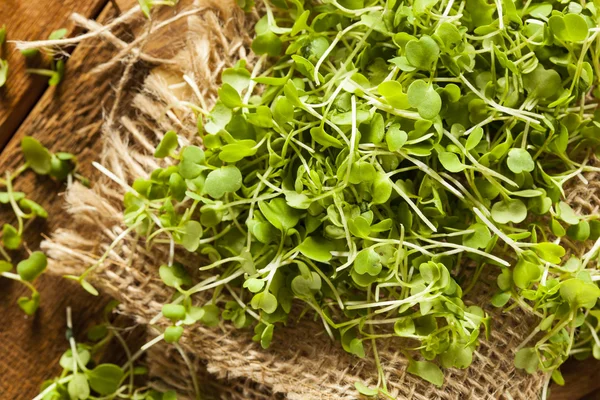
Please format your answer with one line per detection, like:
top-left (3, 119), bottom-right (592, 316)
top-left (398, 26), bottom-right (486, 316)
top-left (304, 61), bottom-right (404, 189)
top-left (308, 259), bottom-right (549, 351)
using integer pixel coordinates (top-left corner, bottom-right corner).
top-left (251, 291), bottom-right (278, 314)
top-left (394, 317), bottom-right (416, 336)
top-left (405, 36), bottom-right (440, 70)
top-left (181, 220), bottom-right (203, 252)
top-left (19, 198), bottom-right (48, 218)
top-left (549, 14), bottom-right (588, 42)
top-left (258, 198), bottom-right (302, 231)
top-left (506, 148), bottom-right (534, 173)
top-left (252, 32), bottom-right (283, 57)
top-left (68, 374), bottom-right (90, 400)
top-left (438, 151), bottom-right (465, 173)
top-left (361, 11), bottom-right (389, 34)
top-left (557, 201), bottom-right (579, 225)
top-left (378, 81), bottom-right (410, 109)
top-left (407, 80), bottom-right (442, 119)
top-left (310, 126), bottom-right (343, 149)
top-left (247, 106), bottom-right (274, 128)
top-left (435, 22), bottom-right (462, 52)
top-left (406, 359), bottom-right (444, 387)
top-left (522, 65), bottom-right (562, 100)
top-left (17, 294), bottom-right (39, 315)
top-left (491, 199), bottom-right (527, 224)
top-left (567, 220), bottom-right (590, 241)
top-left (258, 323), bottom-right (274, 349)
top-left (243, 277), bottom-right (265, 293)
top-left (533, 243), bottom-right (565, 264)
top-left (87, 364), bottom-right (124, 395)
top-left (0, 192), bottom-right (24, 204)
top-left (164, 325), bottom-right (184, 343)
top-left (204, 166), bottom-right (242, 198)
top-left (465, 127), bottom-right (483, 151)
top-left (349, 161), bottom-right (376, 184)
top-left (363, 113), bottom-right (385, 144)
top-left (199, 304), bottom-right (220, 327)
top-left (513, 258), bottom-right (541, 289)
top-left (222, 64), bottom-right (251, 93)
top-left (0, 260), bottom-right (12, 273)
top-left (60, 345), bottom-right (91, 371)
top-left (204, 102), bottom-right (232, 134)
top-left (354, 382), bottom-right (379, 397)
top-left (386, 125), bottom-right (408, 151)
top-left (273, 96), bottom-right (294, 126)
top-left (284, 191), bottom-right (312, 209)
top-left (463, 223), bottom-right (491, 249)
top-left (354, 248), bottom-right (381, 276)
top-left (349, 337), bottom-right (365, 358)
top-left (559, 279), bottom-right (600, 309)
top-left (371, 172), bottom-right (393, 204)
top-left (298, 236), bottom-right (334, 262)
top-left (2, 223), bottom-right (21, 250)
top-left (139, 0), bottom-right (152, 18)
top-left (219, 139), bottom-right (257, 163)
top-left (552, 369), bottom-right (565, 386)
top-left (20, 48), bottom-right (38, 58)
top-left (159, 263), bottom-right (192, 288)
top-left (440, 341), bottom-right (473, 369)
top-left (292, 271), bottom-right (321, 296)
top-left (0, 59), bottom-right (7, 88)
top-left (162, 304), bottom-right (186, 322)
top-left (17, 251), bottom-right (47, 282)
top-left (154, 131), bottom-right (179, 158)
top-left (491, 291), bottom-right (511, 307)
top-left (514, 347), bottom-right (539, 373)
top-left (219, 83), bottom-right (243, 108)
top-left (179, 145), bottom-right (206, 179)
top-left (48, 59), bottom-right (64, 86)
top-left (22, 137), bottom-right (52, 175)
top-left (169, 173), bottom-right (186, 201)
top-left (81, 280), bottom-right (99, 296)
top-left (49, 28), bottom-right (67, 40)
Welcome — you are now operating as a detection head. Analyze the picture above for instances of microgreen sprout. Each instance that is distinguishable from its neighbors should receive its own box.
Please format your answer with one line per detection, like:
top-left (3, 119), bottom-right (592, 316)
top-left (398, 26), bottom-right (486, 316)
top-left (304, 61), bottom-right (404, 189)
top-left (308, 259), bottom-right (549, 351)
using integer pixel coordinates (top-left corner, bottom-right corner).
top-left (0, 137), bottom-right (80, 314)
top-left (0, 24), bottom-right (7, 87)
top-left (138, 0), bottom-right (178, 19)
top-left (71, 0), bottom-right (600, 395)
top-left (24, 28), bottom-right (69, 85)
top-left (35, 305), bottom-right (178, 400)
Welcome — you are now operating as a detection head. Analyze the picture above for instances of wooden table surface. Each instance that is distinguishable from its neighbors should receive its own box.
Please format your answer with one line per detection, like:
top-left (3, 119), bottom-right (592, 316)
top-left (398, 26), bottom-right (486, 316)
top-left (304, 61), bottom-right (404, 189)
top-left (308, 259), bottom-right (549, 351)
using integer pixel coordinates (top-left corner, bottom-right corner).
top-left (0, 1), bottom-right (599, 399)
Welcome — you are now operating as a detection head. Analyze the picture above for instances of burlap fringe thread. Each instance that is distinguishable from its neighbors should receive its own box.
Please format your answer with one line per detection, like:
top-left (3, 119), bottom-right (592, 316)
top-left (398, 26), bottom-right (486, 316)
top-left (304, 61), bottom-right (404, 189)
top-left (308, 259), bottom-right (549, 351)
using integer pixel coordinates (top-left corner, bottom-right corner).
top-left (41, 0), bottom-right (592, 398)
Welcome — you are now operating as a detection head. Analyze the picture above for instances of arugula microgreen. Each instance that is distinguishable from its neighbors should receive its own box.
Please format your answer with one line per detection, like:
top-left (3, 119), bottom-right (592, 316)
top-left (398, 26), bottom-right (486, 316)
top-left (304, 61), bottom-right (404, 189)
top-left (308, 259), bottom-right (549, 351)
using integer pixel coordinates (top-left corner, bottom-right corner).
top-left (68, 0), bottom-right (600, 395)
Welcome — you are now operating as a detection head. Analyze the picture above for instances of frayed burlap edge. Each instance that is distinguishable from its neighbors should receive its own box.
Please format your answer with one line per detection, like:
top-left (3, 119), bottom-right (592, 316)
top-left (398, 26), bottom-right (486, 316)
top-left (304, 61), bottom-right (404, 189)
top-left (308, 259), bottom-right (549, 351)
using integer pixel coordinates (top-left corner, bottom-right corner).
top-left (40, 1), bottom-right (554, 398)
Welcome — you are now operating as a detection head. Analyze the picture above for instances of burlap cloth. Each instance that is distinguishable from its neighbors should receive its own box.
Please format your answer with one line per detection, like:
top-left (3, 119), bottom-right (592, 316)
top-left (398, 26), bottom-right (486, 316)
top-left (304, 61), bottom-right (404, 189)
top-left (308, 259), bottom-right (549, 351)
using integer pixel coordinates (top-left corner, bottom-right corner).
top-left (42, 0), bottom-right (600, 397)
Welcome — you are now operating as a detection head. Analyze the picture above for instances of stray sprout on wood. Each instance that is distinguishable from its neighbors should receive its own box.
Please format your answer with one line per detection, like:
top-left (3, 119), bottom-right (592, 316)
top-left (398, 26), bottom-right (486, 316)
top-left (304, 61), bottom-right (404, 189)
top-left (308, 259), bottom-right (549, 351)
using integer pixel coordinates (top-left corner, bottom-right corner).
top-left (34, 305), bottom-right (180, 400)
top-left (0, 137), bottom-right (82, 315)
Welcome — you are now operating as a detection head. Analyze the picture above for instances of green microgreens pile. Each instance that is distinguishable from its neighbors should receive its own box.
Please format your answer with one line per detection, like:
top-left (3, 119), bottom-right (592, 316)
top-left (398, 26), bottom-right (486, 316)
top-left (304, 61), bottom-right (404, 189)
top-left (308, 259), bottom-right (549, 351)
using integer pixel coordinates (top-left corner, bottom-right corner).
top-left (71, 0), bottom-right (600, 395)
top-left (1, 137), bottom-right (81, 315)
top-left (35, 304), bottom-right (178, 400)
top-left (0, 27), bottom-right (68, 88)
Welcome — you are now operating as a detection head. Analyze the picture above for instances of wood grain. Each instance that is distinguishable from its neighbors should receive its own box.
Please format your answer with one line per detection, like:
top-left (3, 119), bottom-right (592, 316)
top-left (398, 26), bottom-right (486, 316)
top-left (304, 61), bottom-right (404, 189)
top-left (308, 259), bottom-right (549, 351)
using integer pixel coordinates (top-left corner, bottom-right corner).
top-left (0, 0), bottom-right (139, 398)
top-left (0, 0), bottom-right (108, 147)
top-left (551, 359), bottom-right (600, 400)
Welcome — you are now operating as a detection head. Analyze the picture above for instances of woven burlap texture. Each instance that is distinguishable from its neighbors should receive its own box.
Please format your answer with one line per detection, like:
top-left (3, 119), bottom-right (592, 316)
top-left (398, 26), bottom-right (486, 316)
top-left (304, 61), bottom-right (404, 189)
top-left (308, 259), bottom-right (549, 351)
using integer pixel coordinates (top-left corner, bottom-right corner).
top-left (41, 0), bottom-right (554, 398)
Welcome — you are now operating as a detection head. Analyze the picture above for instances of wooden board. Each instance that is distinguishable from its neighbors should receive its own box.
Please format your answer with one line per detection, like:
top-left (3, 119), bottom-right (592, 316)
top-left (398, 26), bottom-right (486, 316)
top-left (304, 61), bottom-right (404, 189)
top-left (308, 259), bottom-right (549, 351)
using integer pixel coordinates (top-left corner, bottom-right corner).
top-left (0, 1), bottom-right (598, 399)
top-left (0, 0), bottom-right (136, 398)
top-left (0, 0), bottom-right (108, 147)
